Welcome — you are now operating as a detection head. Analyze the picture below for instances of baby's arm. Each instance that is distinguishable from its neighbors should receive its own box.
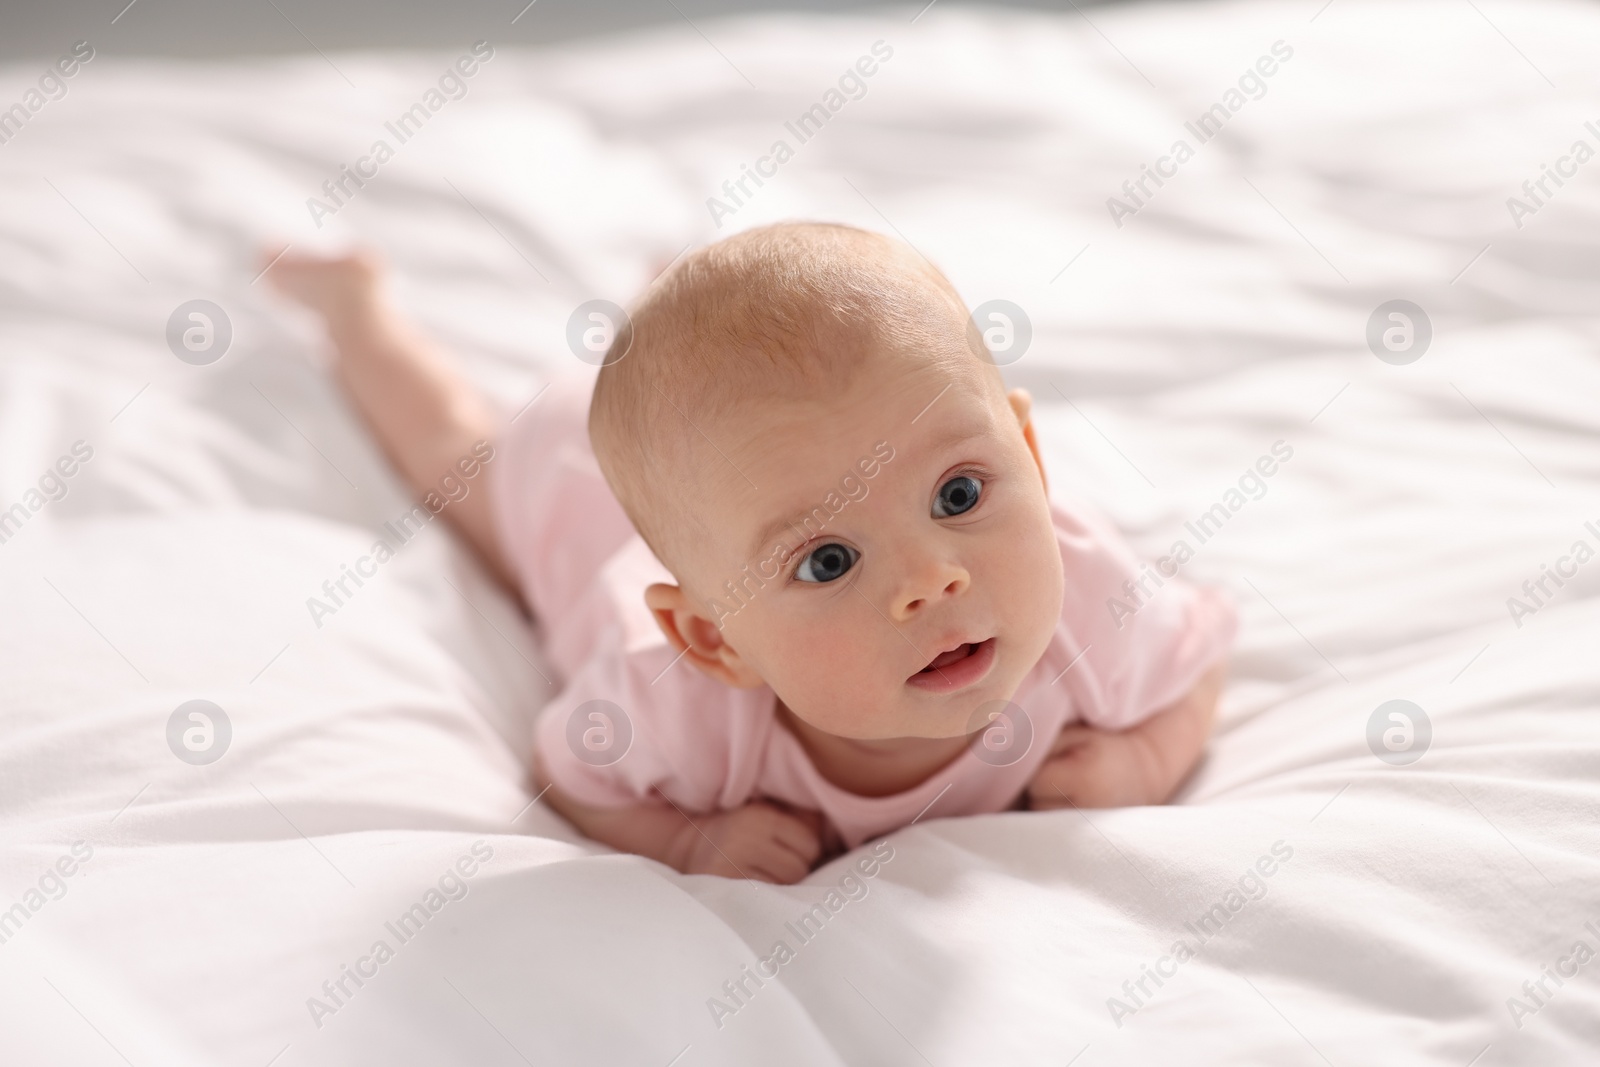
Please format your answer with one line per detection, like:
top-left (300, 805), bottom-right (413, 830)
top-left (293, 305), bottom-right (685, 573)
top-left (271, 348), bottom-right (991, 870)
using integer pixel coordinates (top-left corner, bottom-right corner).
top-left (1026, 658), bottom-right (1227, 809)
top-left (540, 774), bottom-right (825, 884)
top-left (264, 248), bottom-right (516, 589)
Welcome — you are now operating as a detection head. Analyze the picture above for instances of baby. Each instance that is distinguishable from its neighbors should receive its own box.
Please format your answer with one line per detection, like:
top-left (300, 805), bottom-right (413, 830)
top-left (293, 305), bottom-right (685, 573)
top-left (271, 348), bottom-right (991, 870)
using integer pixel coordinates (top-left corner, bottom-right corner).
top-left (269, 222), bottom-right (1234, 884)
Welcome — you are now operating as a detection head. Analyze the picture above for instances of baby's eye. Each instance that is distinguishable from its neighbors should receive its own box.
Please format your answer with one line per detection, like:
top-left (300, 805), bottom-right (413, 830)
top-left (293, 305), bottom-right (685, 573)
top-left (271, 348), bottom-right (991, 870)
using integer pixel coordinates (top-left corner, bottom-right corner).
top-left (794, 542), bottom-right (858, 583)
top-left (932, 474), bottom-right (982, 518)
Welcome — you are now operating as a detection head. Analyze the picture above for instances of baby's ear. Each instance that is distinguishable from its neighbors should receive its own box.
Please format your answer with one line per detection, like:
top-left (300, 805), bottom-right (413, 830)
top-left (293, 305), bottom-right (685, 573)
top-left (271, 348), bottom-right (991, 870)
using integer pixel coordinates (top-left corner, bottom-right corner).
top-left (643, 583), bottom-right (766, 689)
top-left (1007, 387), bottom-right (1048, 493)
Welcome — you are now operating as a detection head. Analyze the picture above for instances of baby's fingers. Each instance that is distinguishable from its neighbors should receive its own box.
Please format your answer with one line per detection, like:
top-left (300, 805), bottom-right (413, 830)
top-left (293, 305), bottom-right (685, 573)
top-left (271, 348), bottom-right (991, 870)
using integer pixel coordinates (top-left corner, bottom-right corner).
top-left (1045, 724), bottom-right (1100, 758)
top-left (743, 839), bottom-right (811, 884)
top-left (1026, 763), bottom-right (1075, 810)
top-left (768, 808), bottom-right (825, 865)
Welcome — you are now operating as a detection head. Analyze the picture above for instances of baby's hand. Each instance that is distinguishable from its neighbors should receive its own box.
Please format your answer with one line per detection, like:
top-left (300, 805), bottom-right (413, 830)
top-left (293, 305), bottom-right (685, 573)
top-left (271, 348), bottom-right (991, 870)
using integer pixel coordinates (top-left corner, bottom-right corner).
top-left (1025, 724), bottom-right (1167, 810)
top-left (678, 801), bottom-right (825, 884)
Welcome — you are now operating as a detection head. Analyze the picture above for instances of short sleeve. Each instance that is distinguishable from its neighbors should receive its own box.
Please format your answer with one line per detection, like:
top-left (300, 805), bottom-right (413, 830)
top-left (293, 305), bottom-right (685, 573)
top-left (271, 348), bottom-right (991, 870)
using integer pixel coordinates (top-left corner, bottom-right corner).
top-left (532, 631), bottom-right (677, 808)
top-left (1050, 495), bottom-right (1236, 732)
top-left (528, 536), bottom-right (777, 814)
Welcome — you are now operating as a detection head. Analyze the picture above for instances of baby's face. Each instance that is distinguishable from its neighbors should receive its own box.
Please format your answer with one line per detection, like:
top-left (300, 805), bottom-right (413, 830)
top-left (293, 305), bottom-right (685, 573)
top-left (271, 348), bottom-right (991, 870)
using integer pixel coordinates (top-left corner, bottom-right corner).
top-left (690, 346), bottom-right (1064, 741)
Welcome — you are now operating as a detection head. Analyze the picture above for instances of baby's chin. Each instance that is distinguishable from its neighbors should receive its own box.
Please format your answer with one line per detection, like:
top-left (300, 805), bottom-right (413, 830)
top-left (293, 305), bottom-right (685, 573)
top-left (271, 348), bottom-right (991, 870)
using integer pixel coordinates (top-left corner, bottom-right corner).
top-left (796, 668), bottom-right (1030, 743)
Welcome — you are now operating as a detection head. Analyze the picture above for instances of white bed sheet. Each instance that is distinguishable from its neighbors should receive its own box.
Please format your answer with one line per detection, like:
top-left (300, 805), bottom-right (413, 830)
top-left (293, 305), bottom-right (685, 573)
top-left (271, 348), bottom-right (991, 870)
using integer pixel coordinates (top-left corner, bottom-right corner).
top-left (2, 0), bottom-right (1599, 1063)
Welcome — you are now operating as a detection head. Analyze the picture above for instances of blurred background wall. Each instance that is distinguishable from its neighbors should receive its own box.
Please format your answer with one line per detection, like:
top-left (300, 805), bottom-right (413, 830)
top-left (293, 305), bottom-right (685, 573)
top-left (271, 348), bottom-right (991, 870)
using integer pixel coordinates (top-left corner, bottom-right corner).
top-left (0, 0), bottom-right (1127, 60)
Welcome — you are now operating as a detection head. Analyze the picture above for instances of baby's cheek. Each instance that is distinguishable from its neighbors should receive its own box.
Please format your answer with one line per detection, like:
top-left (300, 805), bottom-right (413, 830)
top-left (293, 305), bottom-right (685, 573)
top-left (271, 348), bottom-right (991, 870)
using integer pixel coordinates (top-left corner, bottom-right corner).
top-left (761, 615), bottom-right (883, 729)
top-left (997, 506), bottom-right (1065, 647)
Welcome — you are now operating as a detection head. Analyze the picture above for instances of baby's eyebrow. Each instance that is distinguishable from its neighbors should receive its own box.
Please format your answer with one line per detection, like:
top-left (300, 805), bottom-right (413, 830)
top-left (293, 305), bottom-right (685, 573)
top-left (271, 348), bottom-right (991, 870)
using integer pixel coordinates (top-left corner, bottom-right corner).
top-left (743, 425), bottom-right (993, 559)
top-left (747, 511), bottom-right (815, 563)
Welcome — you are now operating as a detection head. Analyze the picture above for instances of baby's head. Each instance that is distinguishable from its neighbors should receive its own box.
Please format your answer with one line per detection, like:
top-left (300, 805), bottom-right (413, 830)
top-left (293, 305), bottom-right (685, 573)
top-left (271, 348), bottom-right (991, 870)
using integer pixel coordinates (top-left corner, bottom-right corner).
top-left (589, 222), bottom-right (1063, 741)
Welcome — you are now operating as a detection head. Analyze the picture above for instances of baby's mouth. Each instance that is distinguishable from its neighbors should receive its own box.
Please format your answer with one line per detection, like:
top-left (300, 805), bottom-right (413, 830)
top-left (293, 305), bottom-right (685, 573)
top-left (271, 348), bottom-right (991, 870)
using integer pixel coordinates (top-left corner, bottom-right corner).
top-left (919, 642), bottom-right (979, 673)
top-left (907, 637), bottom-right (998, 692)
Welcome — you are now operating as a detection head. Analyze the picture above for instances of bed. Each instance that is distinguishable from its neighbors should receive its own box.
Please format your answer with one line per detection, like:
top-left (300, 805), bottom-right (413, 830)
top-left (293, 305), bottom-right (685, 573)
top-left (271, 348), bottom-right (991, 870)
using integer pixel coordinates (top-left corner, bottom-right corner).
top-left (3, 0), bottom-right (1598, 1062)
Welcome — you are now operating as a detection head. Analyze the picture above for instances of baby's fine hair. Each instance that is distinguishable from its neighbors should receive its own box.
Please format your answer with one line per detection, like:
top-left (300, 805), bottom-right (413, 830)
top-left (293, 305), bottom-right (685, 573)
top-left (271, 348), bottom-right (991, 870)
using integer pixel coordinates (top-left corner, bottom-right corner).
top-left (587, 221), bottom-right (988, 580)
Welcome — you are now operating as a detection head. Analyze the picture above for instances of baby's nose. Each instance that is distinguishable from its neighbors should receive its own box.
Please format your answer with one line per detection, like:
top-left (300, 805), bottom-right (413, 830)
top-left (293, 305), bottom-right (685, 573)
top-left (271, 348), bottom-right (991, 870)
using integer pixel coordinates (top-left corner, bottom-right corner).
top-left (892, 558), bottom-right (969, 621)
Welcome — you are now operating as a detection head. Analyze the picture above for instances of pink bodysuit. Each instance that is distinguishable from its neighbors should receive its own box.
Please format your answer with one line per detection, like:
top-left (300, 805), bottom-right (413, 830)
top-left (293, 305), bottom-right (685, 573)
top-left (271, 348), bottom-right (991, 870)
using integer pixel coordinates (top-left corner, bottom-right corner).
top-left (492, 373), bottom-right (1236, 849)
